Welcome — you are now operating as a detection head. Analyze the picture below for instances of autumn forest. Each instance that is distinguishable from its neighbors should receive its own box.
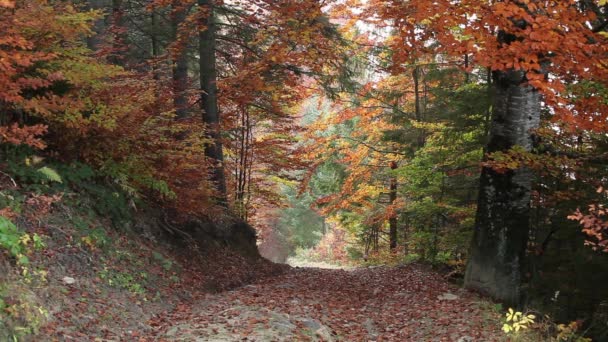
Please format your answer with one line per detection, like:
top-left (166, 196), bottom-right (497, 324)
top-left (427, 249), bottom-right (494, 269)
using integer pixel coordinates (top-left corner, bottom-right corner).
top-left (1, 0), bottom-right (608, 340)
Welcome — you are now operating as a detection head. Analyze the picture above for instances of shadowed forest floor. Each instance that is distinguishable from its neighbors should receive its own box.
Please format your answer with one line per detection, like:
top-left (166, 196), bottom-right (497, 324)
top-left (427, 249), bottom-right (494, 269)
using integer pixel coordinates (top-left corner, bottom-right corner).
top-left (150, 265), bottom-right (502, 341)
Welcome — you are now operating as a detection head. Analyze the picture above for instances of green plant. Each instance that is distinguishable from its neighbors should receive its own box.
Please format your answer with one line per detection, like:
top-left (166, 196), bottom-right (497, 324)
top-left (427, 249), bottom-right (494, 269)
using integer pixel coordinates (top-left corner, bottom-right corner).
top-left (0, 217), bottom-right (28, 265)
top-left (433, 251), bottom-right (452, 265)
top-left (0, 190), bottom-right (24, 214)
top-left (98, 267), bottom-right (147, 295)
top-left (5, 151), bottom-right (63, 193)
top-left (409, 231), bottom-right (437, 261)
top-left (152, 252), bottom-right (173, 271)
top-left (403, 253), bottom-right (421, 263)
top-left (36, 166), bottom-right (62, 184)
top-left (0, 285), bottom-right (48, 341)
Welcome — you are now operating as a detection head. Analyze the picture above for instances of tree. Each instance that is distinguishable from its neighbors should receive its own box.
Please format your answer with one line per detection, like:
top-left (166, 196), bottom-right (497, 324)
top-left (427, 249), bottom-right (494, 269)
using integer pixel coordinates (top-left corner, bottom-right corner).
top-left (464, 65), bottom-right (541, 304)
top-left (198, 0), bottom-right (227, 202)
top-left (172, 1), bottom-right (190, 119)
top-left (326, 0), bottom-right (608, 304)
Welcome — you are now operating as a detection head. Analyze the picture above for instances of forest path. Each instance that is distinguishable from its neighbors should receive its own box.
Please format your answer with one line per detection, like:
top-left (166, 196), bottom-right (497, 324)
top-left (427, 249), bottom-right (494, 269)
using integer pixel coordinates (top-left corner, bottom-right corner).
top-left (152, 264), bottom-right (501, 341)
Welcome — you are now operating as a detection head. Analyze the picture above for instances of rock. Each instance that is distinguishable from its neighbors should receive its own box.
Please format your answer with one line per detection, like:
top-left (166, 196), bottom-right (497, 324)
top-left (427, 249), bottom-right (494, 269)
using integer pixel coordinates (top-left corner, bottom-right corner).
top-left (437, 293), bottom-right (458, 301)
top-left (457, 336), bottom-right (474, 342)
top-left (62, 276), bottom-right (76, 285)
top-left (315, 326), bottom-right (334, 341)
top-left (298, 317), bottom-right (335, 341)
top-left (364, 318), bottom-right (378, 338)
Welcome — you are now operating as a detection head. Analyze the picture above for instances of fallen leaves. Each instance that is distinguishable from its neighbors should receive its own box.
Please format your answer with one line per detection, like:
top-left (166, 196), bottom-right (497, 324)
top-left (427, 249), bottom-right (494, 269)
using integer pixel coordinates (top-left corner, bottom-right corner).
top-left (154, 264), bottom-right (502, 341)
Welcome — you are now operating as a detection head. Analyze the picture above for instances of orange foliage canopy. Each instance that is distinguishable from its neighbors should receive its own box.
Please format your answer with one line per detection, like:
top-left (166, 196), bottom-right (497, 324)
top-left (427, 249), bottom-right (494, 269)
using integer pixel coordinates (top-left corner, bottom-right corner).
top-left (0, 1), bottom-right (216, 217)
top-left (335, 0), bottom-right (608, 132)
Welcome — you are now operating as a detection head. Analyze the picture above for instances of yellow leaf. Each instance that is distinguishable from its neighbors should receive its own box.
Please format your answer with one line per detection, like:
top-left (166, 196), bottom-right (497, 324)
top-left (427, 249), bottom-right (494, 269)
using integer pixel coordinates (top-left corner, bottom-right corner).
top-left (19, 234), bottom-right (31, 246)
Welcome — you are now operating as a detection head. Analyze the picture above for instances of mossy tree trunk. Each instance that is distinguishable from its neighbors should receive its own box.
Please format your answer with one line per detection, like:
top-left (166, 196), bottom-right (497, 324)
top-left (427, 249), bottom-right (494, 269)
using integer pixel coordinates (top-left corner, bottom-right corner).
top-left (464, 66), bottom-right (541, 305)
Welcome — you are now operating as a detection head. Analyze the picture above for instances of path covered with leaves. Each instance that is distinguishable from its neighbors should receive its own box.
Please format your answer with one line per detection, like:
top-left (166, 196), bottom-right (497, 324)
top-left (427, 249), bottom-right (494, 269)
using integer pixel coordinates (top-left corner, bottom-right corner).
top-left (150, 265), bottom-right (501, 341)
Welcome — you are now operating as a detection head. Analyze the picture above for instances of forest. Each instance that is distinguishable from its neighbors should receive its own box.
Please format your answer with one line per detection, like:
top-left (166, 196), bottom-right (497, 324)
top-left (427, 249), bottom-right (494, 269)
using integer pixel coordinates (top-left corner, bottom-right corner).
top-left (1, 0), bottom-right (607, 340)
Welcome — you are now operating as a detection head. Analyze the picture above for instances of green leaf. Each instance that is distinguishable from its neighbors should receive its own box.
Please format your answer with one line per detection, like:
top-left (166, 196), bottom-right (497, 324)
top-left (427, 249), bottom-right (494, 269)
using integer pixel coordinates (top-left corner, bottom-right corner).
top-left (37, 166), bottom-right (63, 183)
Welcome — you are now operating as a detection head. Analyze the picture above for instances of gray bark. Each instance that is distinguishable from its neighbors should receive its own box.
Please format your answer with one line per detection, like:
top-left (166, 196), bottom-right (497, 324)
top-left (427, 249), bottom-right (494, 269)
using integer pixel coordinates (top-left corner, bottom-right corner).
top-left (464, 68), bottom-right (541, 305)
top-left (199, 0), bottom-right (227, 203)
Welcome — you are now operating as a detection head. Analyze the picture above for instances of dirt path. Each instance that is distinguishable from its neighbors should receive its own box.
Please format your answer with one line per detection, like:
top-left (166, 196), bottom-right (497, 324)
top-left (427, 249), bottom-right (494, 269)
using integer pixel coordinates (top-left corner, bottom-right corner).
top-left (150, 264), bottom-right (501, 341)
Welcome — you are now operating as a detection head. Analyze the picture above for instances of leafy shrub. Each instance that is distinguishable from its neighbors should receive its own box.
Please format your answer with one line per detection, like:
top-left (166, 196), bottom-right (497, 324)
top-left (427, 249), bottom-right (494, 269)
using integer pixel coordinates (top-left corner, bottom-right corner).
top-left (0, 216), bottom-right (28, 265)
top-left (502, 308), bottom-right (535, 334)
top-left (409, 230), bottom-right (436, 261)
top-left (0, 285), bottom-right (48, 341)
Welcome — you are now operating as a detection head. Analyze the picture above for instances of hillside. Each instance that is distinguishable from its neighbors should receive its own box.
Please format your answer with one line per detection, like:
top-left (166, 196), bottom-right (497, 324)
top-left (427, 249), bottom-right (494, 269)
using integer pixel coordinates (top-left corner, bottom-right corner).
top-left (0, 171), bottom-right (283, 340)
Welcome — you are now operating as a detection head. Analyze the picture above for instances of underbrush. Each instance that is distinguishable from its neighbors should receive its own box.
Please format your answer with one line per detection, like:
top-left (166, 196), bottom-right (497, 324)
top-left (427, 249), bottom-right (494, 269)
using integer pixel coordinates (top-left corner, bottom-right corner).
top-left (0, 151), bottom-right (279, 340)
top-left (0, 176), bottom-right (182, 340)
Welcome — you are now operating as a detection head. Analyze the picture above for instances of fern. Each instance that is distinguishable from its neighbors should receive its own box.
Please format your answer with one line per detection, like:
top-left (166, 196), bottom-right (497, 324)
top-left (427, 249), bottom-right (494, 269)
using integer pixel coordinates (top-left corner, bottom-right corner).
top-left (36, 166), bottom-right (62, 183)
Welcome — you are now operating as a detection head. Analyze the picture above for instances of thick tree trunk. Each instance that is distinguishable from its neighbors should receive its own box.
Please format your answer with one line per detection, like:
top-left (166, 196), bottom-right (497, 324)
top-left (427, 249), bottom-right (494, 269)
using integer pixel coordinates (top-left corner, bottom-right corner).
top-left (172, 2), bottom-right (189, 119)
top-left (199, 0), bottom-right (227, 202)
top-left (464, 68), bottom-right (541, 305)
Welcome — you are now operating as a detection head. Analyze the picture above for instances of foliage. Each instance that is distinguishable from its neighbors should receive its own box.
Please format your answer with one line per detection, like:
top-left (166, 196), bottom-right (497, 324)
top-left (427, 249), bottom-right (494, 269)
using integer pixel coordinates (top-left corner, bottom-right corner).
top-left (556, 321), bottom-right (592, 342)
top-left (569, 187), bottom-right (608, 252)
top-left (0, 0), bottom-right (607, 339)
top-left (0, 284), bottom-right (49, 341)
top-left (502, 308), bottom-right (536, 335)
top-left (0, 216), bottom-right (28, 265)
top-left (276, 185), bottom-right (325, 252)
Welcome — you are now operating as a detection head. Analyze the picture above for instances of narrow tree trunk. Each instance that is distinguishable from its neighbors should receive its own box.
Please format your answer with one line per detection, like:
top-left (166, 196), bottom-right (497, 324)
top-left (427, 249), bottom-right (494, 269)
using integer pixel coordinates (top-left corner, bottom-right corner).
top-left (150, 8), bottom-right (162, 100)
top-left (464, 68), bottom-right (541, 305)
top-left (151, 10), bottom-right (160, 75)
top-left (172, 2), bottom-right (189, 119)
top-left (389, 161), bottom-right (398, 250)
top-left (86, 0), bottom-right (109, 51)
top-left (109, 0), bottom-right (125, 66)
top-left (483, 67), bottom-right (493, 154)
top-left (199, 0), bottom-right (227, 202)
top-left (235, 105), bottom-right (251, 219)
top-left (464, 54), bottom-right (470, 83)
top-left (413, 66), bottom-right (425, 148)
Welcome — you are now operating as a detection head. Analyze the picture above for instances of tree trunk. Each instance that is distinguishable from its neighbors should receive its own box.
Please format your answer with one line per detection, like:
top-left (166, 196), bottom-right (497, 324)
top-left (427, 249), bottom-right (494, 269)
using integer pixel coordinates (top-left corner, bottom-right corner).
top-left (234, 105), bottom-right (252, 219)
top-left (464, 68), bottom-right (541, 305)
top-left (389, 161), bottom-right (398, 250)
top-left (172, 2), bottom-right (189, 119)
top-left (86, 0), bottom-right (110, 51)
top-left (109, 0), bottom-right (125, 66)
top-left (199, 0), bottom-right (227, 202)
